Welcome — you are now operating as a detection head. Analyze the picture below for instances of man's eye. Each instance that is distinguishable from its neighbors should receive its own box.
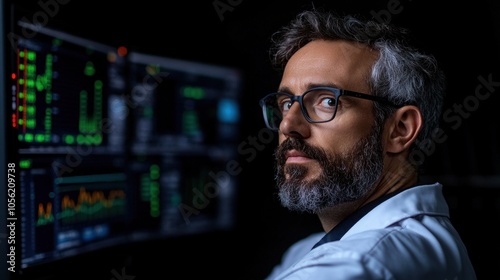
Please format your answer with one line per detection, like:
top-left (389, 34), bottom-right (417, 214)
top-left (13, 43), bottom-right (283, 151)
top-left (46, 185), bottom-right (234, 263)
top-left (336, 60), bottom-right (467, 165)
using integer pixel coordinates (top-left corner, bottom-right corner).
top-left (320, 97), bottom-right (336, 108)
top-left (278, 99), bottom-right (292, 111)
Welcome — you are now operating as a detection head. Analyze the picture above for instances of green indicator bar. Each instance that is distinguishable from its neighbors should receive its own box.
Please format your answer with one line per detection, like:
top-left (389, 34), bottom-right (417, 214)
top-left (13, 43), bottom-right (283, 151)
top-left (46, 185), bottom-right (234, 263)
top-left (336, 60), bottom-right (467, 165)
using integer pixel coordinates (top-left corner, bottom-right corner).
top-left (45, 54), bottom-right (53, 93)
top-left (24, 133), bottom-right (34, 142)
top-left (35, 134), bottom-right (45, 142)
top-left (27, 51), bottom-right (35, 60)
top-left (183, 111), bottom-right (199, 135)
top-left (52, 38), bottom-right (62, 46)
top-left (64, 134), bottom-right (75, 145)
top-left (45, 108), bottom-right (51, 140)
top-left (93, 80), bottom-right (102, 133)
top-left (26, 92), bottom-right (35, 103)
top-left (79, 80), bottom-right (103, 137)
top-left (18, 51), bottom-right (54, 140)
top-left (183, 86), bottom-right (205, 99)
top-left (150, 181), bottom-right (160, 217)
top-left (84, 61), bottom-right (96, 76)
top-left (150, 164), bottom-right (160, 180)
top-left (143, 106), bottom-right (153, 118)
top-left (149, 164), bottom-right (160, 217)
top-left (26, 119), bottom-right (35, 129)
top-left (26, 105), bottom-right (35, 115)
top-left (79, 90), bottom-right (88, 133)
top-left (19, 159), bottom-right (31, 168)
top-left (141, 174), bottom-right (150, 201)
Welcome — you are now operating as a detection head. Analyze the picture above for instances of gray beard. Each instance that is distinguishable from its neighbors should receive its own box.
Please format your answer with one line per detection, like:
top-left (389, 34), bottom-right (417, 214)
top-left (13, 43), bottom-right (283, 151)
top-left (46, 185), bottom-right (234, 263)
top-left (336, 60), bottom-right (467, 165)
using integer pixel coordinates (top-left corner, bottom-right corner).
top-left (274, 125), bottom-right (384, 214)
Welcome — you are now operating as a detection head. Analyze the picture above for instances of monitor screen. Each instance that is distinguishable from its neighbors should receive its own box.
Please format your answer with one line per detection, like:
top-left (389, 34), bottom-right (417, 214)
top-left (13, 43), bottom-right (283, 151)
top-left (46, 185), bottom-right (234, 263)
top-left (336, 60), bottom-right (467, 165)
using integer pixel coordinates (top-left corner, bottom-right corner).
top-left (3, 4), bottom-right (242, 278)
top-left (126, 51), bottom-right (241, 233)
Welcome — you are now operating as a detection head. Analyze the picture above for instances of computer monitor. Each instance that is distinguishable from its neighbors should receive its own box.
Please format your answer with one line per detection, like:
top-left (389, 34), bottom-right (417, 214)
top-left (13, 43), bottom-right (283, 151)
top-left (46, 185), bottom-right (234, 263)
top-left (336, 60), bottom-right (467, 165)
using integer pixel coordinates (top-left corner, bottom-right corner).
top-left (3, 2), bottom-right (242, 278)
top-left (126, 51), bottom-right (241, 234)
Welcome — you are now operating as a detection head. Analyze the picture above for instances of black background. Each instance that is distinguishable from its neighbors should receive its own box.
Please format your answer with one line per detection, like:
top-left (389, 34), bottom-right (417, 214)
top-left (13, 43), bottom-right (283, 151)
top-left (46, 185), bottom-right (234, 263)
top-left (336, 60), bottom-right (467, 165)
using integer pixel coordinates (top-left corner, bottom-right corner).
top-left (7, 0), bottom-right (500, 279)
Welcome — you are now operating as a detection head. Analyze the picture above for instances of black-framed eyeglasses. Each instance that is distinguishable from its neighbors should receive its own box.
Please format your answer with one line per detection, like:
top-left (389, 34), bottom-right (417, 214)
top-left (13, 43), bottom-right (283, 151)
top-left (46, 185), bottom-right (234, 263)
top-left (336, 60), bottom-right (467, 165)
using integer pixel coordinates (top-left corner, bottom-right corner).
top-left (259, 86), bottom-right (402, 131)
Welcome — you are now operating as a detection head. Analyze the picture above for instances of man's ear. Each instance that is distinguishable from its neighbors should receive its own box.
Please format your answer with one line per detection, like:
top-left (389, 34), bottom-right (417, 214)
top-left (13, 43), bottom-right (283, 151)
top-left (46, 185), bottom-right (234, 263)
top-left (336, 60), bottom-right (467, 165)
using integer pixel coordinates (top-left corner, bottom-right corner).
top-left (386, 105), bottom-right (423, 153)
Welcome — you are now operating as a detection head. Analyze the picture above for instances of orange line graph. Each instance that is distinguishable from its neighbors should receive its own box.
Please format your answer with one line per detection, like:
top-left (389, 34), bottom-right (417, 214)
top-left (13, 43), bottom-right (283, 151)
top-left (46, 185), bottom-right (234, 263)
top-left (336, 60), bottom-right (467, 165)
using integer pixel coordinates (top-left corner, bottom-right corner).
top-left (61, 187), bottom-right (126, 211)
top-left (38, 202), bottom-right (53, 219)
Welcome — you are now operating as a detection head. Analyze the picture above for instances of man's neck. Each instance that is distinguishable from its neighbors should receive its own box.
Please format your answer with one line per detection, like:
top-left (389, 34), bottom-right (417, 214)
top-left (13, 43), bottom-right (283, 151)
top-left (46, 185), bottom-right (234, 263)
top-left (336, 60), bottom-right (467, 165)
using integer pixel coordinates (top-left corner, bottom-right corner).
top-left (316, 168), bottom-right (418, 233)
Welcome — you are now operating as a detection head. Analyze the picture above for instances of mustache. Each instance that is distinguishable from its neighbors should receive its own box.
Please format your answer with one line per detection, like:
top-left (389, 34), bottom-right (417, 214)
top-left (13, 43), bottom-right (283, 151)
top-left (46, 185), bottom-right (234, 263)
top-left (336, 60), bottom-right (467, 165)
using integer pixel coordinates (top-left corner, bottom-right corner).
top-left (275, 138), bottom-right (329, 165)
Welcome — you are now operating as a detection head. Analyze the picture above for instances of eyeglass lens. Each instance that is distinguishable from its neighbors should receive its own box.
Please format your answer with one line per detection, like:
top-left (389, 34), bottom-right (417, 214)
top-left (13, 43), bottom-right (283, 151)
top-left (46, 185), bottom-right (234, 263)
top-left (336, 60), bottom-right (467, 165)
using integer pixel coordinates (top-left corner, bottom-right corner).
top-left (262, 89), bottom-right (339, 130)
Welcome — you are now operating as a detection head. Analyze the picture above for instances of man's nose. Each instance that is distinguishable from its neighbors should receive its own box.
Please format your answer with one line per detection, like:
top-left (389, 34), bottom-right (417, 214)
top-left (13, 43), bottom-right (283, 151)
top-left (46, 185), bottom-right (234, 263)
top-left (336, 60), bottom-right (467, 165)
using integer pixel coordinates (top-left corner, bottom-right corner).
top-left (279, 102), bottom-right (310, 138)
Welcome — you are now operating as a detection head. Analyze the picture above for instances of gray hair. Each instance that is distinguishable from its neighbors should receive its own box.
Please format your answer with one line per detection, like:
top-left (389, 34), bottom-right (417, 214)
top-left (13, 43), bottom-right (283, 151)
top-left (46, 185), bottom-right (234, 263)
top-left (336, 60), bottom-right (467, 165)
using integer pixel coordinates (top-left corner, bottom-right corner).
top-left (269, 9), bottom-right (445, 165)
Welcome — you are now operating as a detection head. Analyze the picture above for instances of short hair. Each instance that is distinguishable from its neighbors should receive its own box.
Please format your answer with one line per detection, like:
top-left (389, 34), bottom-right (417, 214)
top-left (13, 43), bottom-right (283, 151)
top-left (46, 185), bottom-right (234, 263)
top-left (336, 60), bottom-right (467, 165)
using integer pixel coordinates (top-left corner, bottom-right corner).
top-left (269, 9), bottom-right (445, 167)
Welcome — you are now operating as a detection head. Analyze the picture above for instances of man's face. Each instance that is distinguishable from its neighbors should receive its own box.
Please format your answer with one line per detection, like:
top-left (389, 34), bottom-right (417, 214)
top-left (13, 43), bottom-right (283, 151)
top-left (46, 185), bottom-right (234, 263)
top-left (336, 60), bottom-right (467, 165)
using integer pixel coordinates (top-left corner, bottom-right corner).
top-left (274, 39), bottom-right (384, 213)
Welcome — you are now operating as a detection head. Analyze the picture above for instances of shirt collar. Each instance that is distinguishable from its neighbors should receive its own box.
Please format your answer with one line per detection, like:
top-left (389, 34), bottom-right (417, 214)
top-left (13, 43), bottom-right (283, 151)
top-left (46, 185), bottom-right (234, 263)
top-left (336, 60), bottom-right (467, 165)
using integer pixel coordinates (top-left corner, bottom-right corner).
top-left (312, 187), bottom-right (406, 249)
top-left (312, 183), bottom-right (448, 249)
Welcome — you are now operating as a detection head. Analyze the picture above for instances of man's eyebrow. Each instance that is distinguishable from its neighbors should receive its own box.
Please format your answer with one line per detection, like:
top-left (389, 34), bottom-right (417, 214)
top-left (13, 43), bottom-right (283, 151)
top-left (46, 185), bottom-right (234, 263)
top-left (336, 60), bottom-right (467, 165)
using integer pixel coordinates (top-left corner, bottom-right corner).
top-left (277, 86), bottom-right (292, 93)
top-left (277, 83), bottom-right (342, 94)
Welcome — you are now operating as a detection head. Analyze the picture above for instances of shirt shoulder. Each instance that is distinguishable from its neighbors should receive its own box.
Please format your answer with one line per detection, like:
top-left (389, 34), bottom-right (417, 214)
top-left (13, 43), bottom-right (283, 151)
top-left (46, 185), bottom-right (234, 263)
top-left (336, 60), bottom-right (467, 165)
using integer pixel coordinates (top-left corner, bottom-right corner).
top-left (265, 232), bottom-right (324, 280)
top-left (286, 217), bottom-right (475, 280)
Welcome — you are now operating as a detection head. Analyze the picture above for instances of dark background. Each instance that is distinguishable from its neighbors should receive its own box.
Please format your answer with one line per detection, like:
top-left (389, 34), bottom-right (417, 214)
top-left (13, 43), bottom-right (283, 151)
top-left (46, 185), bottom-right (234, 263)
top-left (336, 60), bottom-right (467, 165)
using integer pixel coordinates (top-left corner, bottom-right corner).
top-left (7, 0), bottom-right (500, 279)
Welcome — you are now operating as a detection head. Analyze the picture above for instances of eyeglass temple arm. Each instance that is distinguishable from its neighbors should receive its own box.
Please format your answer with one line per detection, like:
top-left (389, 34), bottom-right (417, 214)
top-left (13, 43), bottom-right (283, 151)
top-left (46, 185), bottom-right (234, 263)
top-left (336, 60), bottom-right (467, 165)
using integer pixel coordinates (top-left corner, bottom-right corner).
top-left (342, 90), bottom-right (403, 107)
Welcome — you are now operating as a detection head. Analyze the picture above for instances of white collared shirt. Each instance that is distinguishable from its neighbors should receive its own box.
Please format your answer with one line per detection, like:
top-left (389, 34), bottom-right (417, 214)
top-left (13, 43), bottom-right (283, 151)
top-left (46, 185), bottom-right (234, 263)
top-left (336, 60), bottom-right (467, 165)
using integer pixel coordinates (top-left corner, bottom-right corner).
top-left (266, 183), bottom-right (477, 280)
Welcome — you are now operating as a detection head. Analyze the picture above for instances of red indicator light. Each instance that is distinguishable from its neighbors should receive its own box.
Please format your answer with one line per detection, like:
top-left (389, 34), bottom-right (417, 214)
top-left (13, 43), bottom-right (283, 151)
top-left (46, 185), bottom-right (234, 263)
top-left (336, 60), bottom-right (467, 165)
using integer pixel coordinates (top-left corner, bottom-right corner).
top-left (12, 113), bottom-right (17, 128)
top-left (117, 46), bottom-right (127, 57)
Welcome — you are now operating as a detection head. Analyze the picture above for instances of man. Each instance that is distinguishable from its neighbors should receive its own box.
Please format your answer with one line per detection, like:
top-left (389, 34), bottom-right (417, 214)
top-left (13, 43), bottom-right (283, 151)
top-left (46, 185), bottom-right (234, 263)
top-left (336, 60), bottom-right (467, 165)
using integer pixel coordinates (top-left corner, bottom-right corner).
top-left (259, 9), bottom-right (477, 279)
